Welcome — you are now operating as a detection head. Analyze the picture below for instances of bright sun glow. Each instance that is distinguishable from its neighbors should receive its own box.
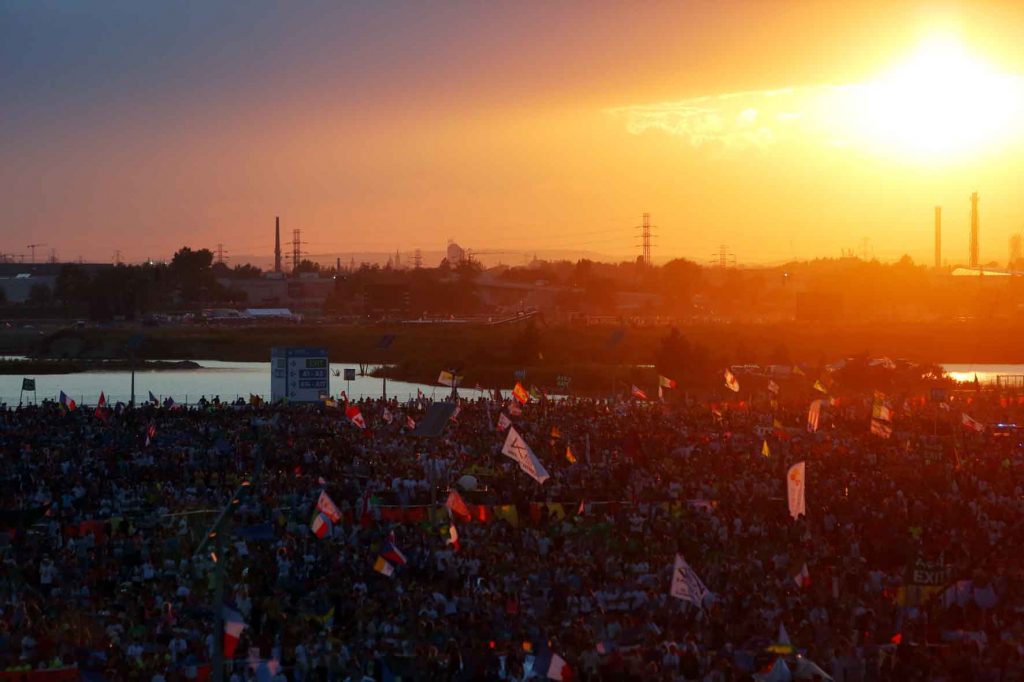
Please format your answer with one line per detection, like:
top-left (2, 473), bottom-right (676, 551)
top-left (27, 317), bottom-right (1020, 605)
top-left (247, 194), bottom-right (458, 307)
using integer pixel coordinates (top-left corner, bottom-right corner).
top-left (853, 35), bottom-right (1024, 158)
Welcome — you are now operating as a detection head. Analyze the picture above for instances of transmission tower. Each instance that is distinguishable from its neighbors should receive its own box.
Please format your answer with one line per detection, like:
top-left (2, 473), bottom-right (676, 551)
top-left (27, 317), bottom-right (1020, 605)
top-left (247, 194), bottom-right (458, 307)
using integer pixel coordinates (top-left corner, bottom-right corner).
top-left (289, 229), bottom-right (305, 272)
top-left (413, 249), bottom-right (423, 269)
top-left (635, 213), bottom-right (654, 266)
top-left (215, 243), bottom-right (228, 264)
top-left (48, 249), bottom-right (57, 264)
top-left (113, 250), bottom-right (123, 265)
top-left (710, 244), bottom-right (736, 268)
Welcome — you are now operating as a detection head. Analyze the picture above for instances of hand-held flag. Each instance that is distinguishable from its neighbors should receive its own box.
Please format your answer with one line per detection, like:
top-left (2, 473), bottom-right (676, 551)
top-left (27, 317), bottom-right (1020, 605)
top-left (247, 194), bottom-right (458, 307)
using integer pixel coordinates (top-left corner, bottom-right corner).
top-left (787, 461), bottom-right (806, 520)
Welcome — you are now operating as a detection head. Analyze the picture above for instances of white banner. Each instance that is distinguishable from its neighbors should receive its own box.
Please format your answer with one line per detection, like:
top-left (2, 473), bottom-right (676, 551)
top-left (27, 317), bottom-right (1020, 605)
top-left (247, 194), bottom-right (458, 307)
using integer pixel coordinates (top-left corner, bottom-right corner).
top-left (501, 427), bottom-right (550, 484)
top-left (787, 461), bottom-right (806, 520)
top-left (670, 553), bottom-right (709, 607)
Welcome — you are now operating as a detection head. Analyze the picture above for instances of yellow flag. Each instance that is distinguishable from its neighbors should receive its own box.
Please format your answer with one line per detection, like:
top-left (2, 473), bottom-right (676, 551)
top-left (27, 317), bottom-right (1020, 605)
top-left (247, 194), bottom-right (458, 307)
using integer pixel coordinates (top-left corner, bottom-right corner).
top-left (813, 379), bottom-right (828, 394)
top-left (566, 446), bottom-right (577, 464)
top-left (773, 418), bottom-right (784, 429)
top-left (761, 440), bottom-right (771, 458)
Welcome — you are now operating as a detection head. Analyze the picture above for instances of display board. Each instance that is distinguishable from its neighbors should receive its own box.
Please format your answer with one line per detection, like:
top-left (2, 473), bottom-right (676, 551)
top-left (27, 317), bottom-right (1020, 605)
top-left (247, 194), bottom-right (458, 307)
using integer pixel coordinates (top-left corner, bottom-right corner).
top-left (271, 347), bottom-right (330, 403)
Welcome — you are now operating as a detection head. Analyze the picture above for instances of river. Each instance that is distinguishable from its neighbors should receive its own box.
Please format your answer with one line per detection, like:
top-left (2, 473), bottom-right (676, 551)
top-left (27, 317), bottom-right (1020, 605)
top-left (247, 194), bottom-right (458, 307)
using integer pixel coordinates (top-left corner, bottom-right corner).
top-left (2, 360), bottom-right (470, 406)
top-left (2, 361), bottom-right (1022, 406)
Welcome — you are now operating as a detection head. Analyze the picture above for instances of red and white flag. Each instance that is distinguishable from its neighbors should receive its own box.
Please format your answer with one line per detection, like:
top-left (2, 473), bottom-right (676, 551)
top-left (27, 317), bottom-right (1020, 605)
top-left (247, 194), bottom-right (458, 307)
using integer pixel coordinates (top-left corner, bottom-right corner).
top-left (345, 405), bottom-right (366, 429)
top-left (961, 412), bottom-right (985, 433)
top-left (405, 415), bottom-right (416, 430)
top-left (793, 562), bottom-right (811, 588)
top-left (223, 607), bottom-right (246, 658)
top-left (316, 491), bottom-right (342, 523)
top-left (631, 385), bottom-right (648, 401)
top-left (311, 512), bottom-right (332, 539)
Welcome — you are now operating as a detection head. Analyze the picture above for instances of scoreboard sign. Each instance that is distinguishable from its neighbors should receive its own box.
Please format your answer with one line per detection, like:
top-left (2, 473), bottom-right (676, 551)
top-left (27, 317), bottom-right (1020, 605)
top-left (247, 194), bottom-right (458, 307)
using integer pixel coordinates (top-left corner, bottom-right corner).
top-left (271, 347), bottom-right (330, 403)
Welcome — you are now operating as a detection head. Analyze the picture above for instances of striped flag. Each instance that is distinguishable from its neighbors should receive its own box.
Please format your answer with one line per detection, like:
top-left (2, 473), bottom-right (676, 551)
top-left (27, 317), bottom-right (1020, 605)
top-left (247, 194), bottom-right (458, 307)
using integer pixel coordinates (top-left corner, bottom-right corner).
top-left (373, 556), bottom-right (395, 577)
top-left (310, 512), bottom-right (332, 539)
top-left (223, 607), bottom-right (246, 658)
top-left (345, 405), bottom-right (366, 429)
top-left (630, 385), bottom-right (648, 400)
top-left (512, 382), bottom-right (530, 404)
top-left (59, 391), bottom-right (76, 411)
top-left (316, 491), bottom-right (342, 523)
top-left (659, 375), bottom-right (677, 389)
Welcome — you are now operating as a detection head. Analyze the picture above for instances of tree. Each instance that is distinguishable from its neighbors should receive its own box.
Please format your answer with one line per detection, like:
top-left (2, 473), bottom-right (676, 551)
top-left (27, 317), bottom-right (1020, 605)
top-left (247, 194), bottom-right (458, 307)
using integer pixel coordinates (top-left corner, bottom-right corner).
top-left (55, 264), bottom-right (92, 310)
top-left (28, 283), bottom-right (52, 306)
top-left (294, 259), bottom-right (321, 275)
top-left (169, 247), bottom-right (217, 303)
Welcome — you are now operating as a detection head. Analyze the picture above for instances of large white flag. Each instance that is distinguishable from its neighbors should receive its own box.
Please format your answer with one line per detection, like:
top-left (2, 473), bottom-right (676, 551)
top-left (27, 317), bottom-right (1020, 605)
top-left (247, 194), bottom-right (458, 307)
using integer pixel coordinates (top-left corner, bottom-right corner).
top-left (670, 553), bottom-right (709, 608)
top-left (501, 427), bottom-right (550, 484)
top-left (787, 461), bottom-right (806, 520)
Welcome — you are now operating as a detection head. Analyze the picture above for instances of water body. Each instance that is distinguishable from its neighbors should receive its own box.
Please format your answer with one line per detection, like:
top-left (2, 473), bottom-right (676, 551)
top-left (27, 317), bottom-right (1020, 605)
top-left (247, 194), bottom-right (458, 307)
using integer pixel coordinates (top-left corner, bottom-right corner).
top-left (2, 360), bottom-right (471, 406)
top-left (2, 361), bottom-right (1021, 406)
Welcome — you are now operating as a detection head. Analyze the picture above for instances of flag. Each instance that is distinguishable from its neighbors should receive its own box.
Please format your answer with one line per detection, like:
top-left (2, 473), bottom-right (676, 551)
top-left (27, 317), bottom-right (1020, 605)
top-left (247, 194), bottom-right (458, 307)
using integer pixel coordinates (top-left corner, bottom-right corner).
top-left (381, 407), bottom-right (393, 424)
top-left (501, 427), bottom-right (551, 484)
top-left (148, 390), bottom-right (158, 404)
top-left (778, 623), bottom-right (791, 646)
top-left (793, 562), bottom-right (810, 588)
top-left (163, 396), bottom-right (175, 408)
top-left (512, 382), bottom-right (530, 404)
top-left (565, 446), bottom-right (577, 464)
top-left (872, 391), bottom-right (892, 421)
top-left (310, 512), bottom-right (332, 539)
top-left (787, 462), bottom-right (806, 520)
top-left (223, 607), bottom-right (246, 658)
top-left (813, 379), bottom-right (828, 394)
top-left (497, 412), bottom-right (512, 432)
top-left (534, 651), bottom-right (571, 681)
top-left (550, 425), bottom-right (561, 439)
top-left (316, 491), bottom-right (342, 523)
top-left (59, 391), bottom-right (76, 411)
top-left (437, 370), bottom-right (462, 387)
top-left (659, 375), bottom-right (677, 389)
top-left (631, 385), bottom-right (648, 400)
top-left (529, 385), bottom-right (544, 401)
top-left (445, 490), bottom-right (472, 522)
top-left (145, 421), bottom-right (156, 446)
top-left (21, 378), bottom-right (35, 391)
top-left (761, 440), bottom-right (770, 458)
top-left (773, 417), bottom-right (784, 429)
top-left (450, 403), bottom-right (461, 422)
top-left (405, 415), bottom-right (416, 430)
top-left (767, 379), bottom-right (780, 394)
top-left (373, 556), bottom-right (395, 577)
top-left (346, 405), bottom-right (366, 429)
top-left (806, 399), bottom-right (822, 433)
top-left (447, 523), bottom-right (460, 552)
top-left (724, 369), bottom-right (740, 393)
top-left (870, 418), bottom-right (893, 439)
top-left (962, 412), bottom-right (985, 433)
top-left (381, 531), bottom-right (407, 565)
top-left (670, 553), bottom-right (709, 608)
top-left (94, 392), bottom-right (108, 422)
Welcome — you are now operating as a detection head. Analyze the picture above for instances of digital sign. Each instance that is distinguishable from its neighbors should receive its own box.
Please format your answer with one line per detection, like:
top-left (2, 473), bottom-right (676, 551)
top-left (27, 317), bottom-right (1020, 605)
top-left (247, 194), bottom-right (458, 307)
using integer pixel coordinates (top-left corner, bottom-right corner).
top-left (271, 347), bottom-right (330, 403)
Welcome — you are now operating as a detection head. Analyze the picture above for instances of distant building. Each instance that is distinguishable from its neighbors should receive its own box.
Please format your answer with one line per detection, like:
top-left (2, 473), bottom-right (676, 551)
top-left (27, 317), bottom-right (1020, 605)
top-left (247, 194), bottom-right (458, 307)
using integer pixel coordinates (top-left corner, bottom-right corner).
top-left (0, 273), bottom-right (55, 303)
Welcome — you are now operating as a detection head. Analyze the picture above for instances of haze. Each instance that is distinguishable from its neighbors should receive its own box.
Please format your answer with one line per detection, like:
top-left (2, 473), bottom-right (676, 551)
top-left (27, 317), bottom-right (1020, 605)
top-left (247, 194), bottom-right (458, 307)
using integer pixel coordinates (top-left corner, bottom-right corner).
top-left (5, 0), bottom-right (1024, 265)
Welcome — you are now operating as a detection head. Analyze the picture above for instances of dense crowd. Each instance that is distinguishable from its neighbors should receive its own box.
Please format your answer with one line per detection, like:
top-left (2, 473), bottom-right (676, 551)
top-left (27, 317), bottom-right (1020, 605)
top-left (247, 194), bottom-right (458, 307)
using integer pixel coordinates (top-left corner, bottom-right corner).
top-left (1, 383), bottom-right (1024, 681)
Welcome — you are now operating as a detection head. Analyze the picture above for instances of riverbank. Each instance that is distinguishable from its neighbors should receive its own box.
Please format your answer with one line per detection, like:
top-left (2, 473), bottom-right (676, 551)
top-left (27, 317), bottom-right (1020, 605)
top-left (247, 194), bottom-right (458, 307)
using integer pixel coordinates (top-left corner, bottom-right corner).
top-left (0, 359), bottom-right (202, 375)
top-left (10, 318), bottom-right (1024, 389)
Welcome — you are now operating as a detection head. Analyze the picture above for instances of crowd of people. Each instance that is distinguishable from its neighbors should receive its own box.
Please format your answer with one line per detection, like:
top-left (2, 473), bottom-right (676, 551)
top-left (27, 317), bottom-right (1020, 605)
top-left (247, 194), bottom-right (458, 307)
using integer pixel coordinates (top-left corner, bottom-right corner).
top-left (1, 378), bottom-right (1023, 681)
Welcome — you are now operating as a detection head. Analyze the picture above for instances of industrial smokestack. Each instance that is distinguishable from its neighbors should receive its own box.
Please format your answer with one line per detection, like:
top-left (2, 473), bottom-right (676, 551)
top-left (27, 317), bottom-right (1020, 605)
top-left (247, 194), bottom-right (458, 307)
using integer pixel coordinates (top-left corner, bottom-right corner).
top-left (934, 206), bottom-right (941, 269)
top-left (274, 216), bottom-right (282, 273)
top-left (970, 192), bottom-right (979, 269)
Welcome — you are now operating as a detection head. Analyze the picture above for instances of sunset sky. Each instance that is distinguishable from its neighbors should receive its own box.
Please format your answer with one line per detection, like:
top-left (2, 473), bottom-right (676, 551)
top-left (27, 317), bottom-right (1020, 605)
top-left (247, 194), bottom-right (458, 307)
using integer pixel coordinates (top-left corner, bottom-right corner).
top-left (5, 1), bottom-right (1024, 266)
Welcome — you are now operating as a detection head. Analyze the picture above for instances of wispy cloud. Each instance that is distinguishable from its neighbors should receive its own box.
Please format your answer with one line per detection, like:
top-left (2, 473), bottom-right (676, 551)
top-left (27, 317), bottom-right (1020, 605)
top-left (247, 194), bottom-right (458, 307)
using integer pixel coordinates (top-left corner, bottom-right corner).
top-left (606, 86), bottom-right (814, 150)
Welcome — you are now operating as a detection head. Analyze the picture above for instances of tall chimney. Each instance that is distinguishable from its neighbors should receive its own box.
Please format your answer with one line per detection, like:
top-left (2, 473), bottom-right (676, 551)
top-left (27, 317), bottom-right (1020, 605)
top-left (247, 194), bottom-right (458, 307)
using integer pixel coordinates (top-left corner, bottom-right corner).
top-left (969, 192), bottom-right (980, 269)
top-left (934, 206), bottom-right (941, 269)
top-left (274, 216), bottom-right (282, 273)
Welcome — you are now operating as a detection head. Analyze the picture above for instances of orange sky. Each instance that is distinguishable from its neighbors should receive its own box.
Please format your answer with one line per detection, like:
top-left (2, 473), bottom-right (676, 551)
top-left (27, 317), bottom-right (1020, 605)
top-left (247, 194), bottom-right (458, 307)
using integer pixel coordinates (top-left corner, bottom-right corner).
top-left (4, 1), bottom-right (1024, 266)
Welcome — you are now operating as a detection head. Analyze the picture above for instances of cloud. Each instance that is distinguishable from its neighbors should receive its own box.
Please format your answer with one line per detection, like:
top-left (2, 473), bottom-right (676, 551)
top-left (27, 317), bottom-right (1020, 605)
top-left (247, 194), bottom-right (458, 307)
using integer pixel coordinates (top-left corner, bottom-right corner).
top-left (607, 86), bottom-right (813, 150)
